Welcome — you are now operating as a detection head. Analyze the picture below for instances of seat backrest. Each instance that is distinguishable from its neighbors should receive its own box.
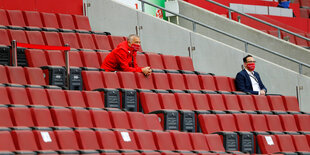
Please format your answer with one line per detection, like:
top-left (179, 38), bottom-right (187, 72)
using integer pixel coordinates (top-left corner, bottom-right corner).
top-left (170, 131), bottom-right (194, 151)
top-left (144, 114), bottom-right (163, 130)
top-left (60, 32), bottom-right (80, 49)
top-left (237, 95), bottom-right (257, 111)
top-left (77, 33), bottom-right (97, 49)
top-left (7, 87), bottom-right (31, 105)
top-left (228, 77), bottom-right (237, 91)
top-left (93, 34), bottom-right (113, 51)
top-left (68, 51), bottom-right (84, 67)
top-left (65, 90), bottom-right (87, 108)
top-left (139, 92), bottom-right (161, 114)
top-left (0, 29), bottom-right (11, 46)
top-left (176, 56), bottom-right (194, 71)
top-left (222, 94), bottom-right (241, 111)
top-left (183, 74), bottom-right (202, 90)
top-left (96, 130), bottom-right (120, 150)
top-left (213, 76), bottom-right (232, 92)
top-left (136, 53), bottom-right (149, 68)
top-left (25, 49), bottom-right (48, 67)
top-left (161, 54), bottom-right (179, 70)
top-left (42, 31), bottom-right (63, 46)
top-left (292, 135), bottom-right (310, 152)
top-left (189, 133), bottom-right (210, 151)
top-left (250, 114), bottom-right (269, 131)
top-left (0, 106), bottom-right (14, 127)
top-left (114, 130), bottom-right (138, 150)
top-left (205, 134), bottom-right (225, 152)
top-left (11, 129), bottom-right (38, 150)
top-left (73, 15), bottom-right (91, 31)
top-left (33, 129), bottom-right (59, 150)
top-left (89, 109), bottom-right (112, 128)
top-left (279, 114), bottom-right (299, 132)
top-left (102, 71), bottom-right (121, 89)
top-left (135, 72), bottom-right (155, 90)
top-left (174, 93), bottom-right (196, 110)
top-left (50, 107), bottom-right (75, 127)
top-left (83, 91), bottom-right (105, 108)
top-left (26, 87), bottom-right (50, 106)
top-left (265, 114), bottom-right (284, 132)
top-left (41, 12), bottom-right (60, 28)
top-left (217, 114), bottom-right (238, 131)
top-left (233, 113), bottom-right (253, 132)
top-left (0, 65), bottom-right (9, 83)
top-left (45, 50), bottom-right (66, 66)
top-left (127, 112), bottom-right (148, 130)
top-left (7, 10), bottom-right (26, 27)
top-left (207, 94), bottom-right (227, 111)
top-left (0, 130), bottom-right (16, 151)
top-left (57, 13), bottom-right (76, 30)
top-left (6, 66), bottom-right (28, 85)
top-left (80, 50), bottom-right (101, 68)
top-left (252, 95), bottom-right (271, 111)
top-left (153, 131), bottom-right (176, 151)
top-left (75, 129), bottom-right (100, 150)
top-left (109, 111), bottom-right (131, 129)
top-left (152, 73), bottom-right (171, 90)
top-left (0, 9), bottom-right (10, 26)
top-left (145, 53), bottom-right (165, 70)
top-left (198, 114), bottom-right (221, 134)
top-left (117, 72), bottom-right (138, 89)
top-left (81, 71), bottom-right (105, 90)
top-left (8, 29), bottom-right (29, 43)
top-left (26, 28), bottom-right (45, 43)
top-left (267, 95), bottom-right (286, 111)
top-left (24, 67), bottom-right (46, 85)
top-left (256, 135), bottom-right (280, 154)
top-left (167, 73), bottom-right (186, 90)
top-left (275, 135), bottom-right (296, 152)
top-left (199, 75), bottom-right (217, 91)
top-left (30, 107), bottom-right (54, 127)
top-left (191, 93), bottom-right (211, 110)
top-left (46, 89), bottom-right (69, 107)
top-left (294, 114), bottom-right (310, 131)
top-left (282, 96), bottom-right (300, 112)
top-left (23, 11), bottom-right (43, 27)
top-left (158, 93), bottom-right (179, 110)
top-left (133, 131), bottom-right (157, 150)
top-left (54, 129), bottom-right (80, 150)
top-left (109, 36), bottom-right (126, 49)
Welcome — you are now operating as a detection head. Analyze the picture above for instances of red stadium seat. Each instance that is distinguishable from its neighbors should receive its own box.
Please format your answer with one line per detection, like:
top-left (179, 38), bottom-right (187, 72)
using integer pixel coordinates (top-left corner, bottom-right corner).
top-left (198, 114), bottom-right (221, 134)
top-left (199, 75), bottom-right (217, 91)
top-left (10, 105), bottom-right (34, 127)
top-left (205, 134), bottom-right (226, 152)
top-left (80, 50), bottom-right (101, 68)
top-left (60, 32), bottom-right (80, 49)
top-left (117, 72), bottom-right (139, 89)
top-left (109, 36), bottom-right (126, 49)
top-left (93, 34), bottom-right (113, 51)
top-left (109, 111), bottom-right (131, 129)
top-left (139, 92), bottom-right (162, 113)
top-left (46, 89), bottom-right (69, 107)
top-left (0, 65), bottom-right (9, 83)
top-left (217, 114), bottom-right (239, 132)
top-left (295, 33), bottom-right (309, 47)
top-left (24, 67), bottom-right (46, 85)
top-left (189, 133), bottom-right (210, 152)
top-left (75, 129), bottom-right (101, 150)
top-left (161, 55), bottom-right (179, 70)
top-left (145, 53), bottom-right (165, 70)
top-left (300, 0), bottom-right (310, 8)
top-left (265, 114), bottom-right (284, 132)
top-left (183, 74), bottom-right (202, 90)
top-left (170, 131), bottom-right (194, 151)
top-left (65, 90), bottom-right (87, 108)
top-left (282, 96), bottom-right (300, 112)
top-left (275, 135), bottom-right (296, 153)
top-left (82, 71), bottom-right (105, 90)
top-left (213, 76), bottom-right (232, 92)
top-left (176, 56), bottom-right (194, 71)
top-left (267, 95), bottom-right (286, 112)
top-left (127, 112), bottom-right (148, 130)
top-left (167, 73), bottom-right (187, 90)
top-left (222, 94), bottom-right (242, 111)
top-left (11, 129), bottom-right (39, 151)
top-left (50, 107), bottom-right (75, 127)
top-left (41, 12), bottom-right (60, 29)
top-left (0, 9), bottom-right (10, 27)
top-left (135, 72), bottom-right (155, 90)
top-left (6, 66), bottom-right (27, 85)
top-left (23, 11), bottom-right (43, 27)
top-left (102, 72), bottom-right (121, 89)
top-left (57, 13), bottom-right (76, 30)
top-left (33, 129), bottom-right (59, 150)
top-left (54, 129), bottom-right (80, 150)
top-left (152, 73), bottom-right (171, 90)
top-left (25, 49), bottom-right (48, 67)
top-left (175, 93), bottom-right (196, 110)
top-left (250, 114), bottom-right (269, 132)
top-left (256, 135), bottom-right (280, 154)
top-left (96, 130), bottom-right (120, 150)
top-left (252, 95), bottom-right (272, 111)
top-left (114, 130), bottom-right (139, 150)
top-left (7, 10), bottom-right (27, 27)
top-left (207, 94), bottom-right (226, 111)
top-left (279, 114), bottom-right (299, 132)
top-left (30, 106), bottom-right (54, 127)
top-left (8, 29), bottom-right (28, 43)
top-left (7, 87), bottom-right (31, 105)
top-left (73, 15), bottom-right (92, 31)
top-left (89, 109), bottom-right (112, 128)
top-left (82, 91), bottom-right (105, 108)
top-left (191, 93), bottom-right (211, 110)
top-left (152, 131), bottom-right (176, 151)
top-left (294, 114), bottom-right (310, 132)
top-left (0, 129), bottom-right (16, 151)
top-left (68, 51), bottom-right (84, 67)
top-left (45, 50), bottom-right (66, 66)
top-left (237, 95), bottom-right (257, 111)
top-left (144, 114), bottom-right (163, 131)
top-left (77, 33), bottom-right (97, 50)
top-left (292, 135), bottom-right (310, 152)
top-left (26, 88), bottom-right (50, 106)
top-left (0, 106), bottom-right (14, 127)
top-left (233, 113), bottom-right (253, 132)
top-left (0, 29), bottom-right (11, 46)
top-left (136, 54), bottom-right (149, 68)
top-left (42, 31), bottom-right (63, 46)
top-left (158, 93), bottom-right (179, 110)
top-left (133, 131), bottom-right (157, 151)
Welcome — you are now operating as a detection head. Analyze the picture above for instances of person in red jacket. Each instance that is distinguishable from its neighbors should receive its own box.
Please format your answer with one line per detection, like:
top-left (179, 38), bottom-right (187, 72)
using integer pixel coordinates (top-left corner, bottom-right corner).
top-left (101, 34), bottom-right (152, 76)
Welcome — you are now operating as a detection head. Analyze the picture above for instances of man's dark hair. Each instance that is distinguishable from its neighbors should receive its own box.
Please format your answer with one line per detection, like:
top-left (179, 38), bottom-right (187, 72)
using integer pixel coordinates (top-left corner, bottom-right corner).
top-left (243, 55), bottom-right (253, 63)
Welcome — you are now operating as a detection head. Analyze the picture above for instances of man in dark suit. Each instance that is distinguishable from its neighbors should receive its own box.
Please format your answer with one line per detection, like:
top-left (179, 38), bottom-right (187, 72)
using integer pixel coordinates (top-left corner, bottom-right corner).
top-left (235, 55), bottom-right (267, 95)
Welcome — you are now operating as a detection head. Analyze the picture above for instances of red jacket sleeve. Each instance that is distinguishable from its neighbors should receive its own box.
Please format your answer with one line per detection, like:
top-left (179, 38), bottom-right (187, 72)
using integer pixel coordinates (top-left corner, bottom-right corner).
top-left (115, 49), bottom-right (142, 72)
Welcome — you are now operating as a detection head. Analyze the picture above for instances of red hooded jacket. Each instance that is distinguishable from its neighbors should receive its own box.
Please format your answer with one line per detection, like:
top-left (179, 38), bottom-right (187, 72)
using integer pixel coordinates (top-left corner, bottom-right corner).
top-left (101, 41), bottom-right (142, 72)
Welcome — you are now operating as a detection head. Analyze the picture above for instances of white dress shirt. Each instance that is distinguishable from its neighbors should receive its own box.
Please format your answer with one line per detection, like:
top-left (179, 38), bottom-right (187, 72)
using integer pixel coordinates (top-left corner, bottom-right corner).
top-left (245, 69), bottom-right (261, 94)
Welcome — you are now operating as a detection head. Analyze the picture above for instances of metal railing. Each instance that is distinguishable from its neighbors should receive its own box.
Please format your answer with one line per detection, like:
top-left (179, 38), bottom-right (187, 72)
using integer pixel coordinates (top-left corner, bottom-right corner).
top-left (205, 0), bottom-right (310, 42)
top-left (138, 0), bottom-right (310, 74)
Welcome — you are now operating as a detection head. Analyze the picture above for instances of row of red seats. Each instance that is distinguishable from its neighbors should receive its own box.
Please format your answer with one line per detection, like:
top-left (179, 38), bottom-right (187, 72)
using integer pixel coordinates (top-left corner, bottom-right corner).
top-left (199, 113), bottom-right (310, 134)
top-left (0, 104), bottom-right (161, 131)
top-left (82, 71), bottom-right (236, 93)
top-left (140, 92), bottom-right (299, 114)
top-left (0, 9), bottom-right (92, 33)
top-left (265, 30), bottom-right (309, 47)
top-left (25, 48), bottom-right (194, 72)
top-left (258, 134), bottom-right (310, 154)
top-left (0, 128), bottom-right (236, 154)
top-left (0, 29), bottom-right (124, 51)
